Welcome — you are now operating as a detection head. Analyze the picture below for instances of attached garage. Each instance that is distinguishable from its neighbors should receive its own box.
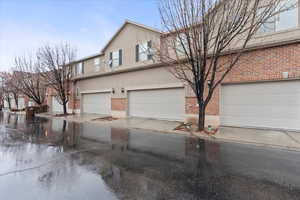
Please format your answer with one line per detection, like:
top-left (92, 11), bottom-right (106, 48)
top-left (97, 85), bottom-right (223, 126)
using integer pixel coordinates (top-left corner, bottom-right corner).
top-left (4, 100), bottom-right (10, 109)
top-left (221, 81), bottom-right (300, 131)
top-left (10, 99), bottom-right (17, 109)
top-left (18, 98), bottom-right (25, 109)
top-left (82, 92), bottom-right (111, 115)
top-left (128, 88), bottom-right (185, 121)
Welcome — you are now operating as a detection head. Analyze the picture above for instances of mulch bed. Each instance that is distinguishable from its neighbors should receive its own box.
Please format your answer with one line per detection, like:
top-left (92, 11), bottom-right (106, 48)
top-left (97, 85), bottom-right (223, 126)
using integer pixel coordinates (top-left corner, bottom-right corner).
top-left (174, 122), bottom-right (219, 135)
top-left (54, 113), bottom-right (75, 117)
top-left (174, 122), bottom-right (193, 132)
top-left (198, 128), bottom-right (219, 135)
top-left (92, 116), bottom-right (119, 121)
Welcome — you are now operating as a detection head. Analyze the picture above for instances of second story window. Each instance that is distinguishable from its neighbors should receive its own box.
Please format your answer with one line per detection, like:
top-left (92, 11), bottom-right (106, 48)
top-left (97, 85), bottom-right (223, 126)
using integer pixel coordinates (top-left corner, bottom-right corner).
top-left (259, 0), bottom-right (298, 33)
top-left (175, 33), bottom-right (188, 55)
top-left (94, 58), bottom-right (100, 72)
top-left (75, 62), bottom-right (84, 75)
top-left (76, 87), bottom-right (80, 98)
top-left (109, 50), bottom-right (122, 67)
top-left (136, 41), bottom-right (153, 62)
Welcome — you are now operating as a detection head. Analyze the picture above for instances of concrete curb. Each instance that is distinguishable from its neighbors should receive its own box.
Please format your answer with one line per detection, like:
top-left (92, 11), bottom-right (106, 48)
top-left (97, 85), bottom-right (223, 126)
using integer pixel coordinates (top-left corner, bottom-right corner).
top-left (36, 113), bottom-right (300, 153)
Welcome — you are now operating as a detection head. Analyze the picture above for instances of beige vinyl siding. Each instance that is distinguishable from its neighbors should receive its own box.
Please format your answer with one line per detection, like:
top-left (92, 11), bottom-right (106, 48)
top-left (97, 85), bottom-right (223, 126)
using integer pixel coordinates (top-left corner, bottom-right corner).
top-left (104, 23), bottom-right (160, 71)
top-left (77, 66), bottom-right (183, 99)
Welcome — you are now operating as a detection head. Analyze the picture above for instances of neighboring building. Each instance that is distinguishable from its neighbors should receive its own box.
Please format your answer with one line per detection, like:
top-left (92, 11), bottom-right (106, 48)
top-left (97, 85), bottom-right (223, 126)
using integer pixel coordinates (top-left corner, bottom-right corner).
top-left (3, 94), bottom-right (29, 110)
top-left (69, 1), bottom-right (300, 131)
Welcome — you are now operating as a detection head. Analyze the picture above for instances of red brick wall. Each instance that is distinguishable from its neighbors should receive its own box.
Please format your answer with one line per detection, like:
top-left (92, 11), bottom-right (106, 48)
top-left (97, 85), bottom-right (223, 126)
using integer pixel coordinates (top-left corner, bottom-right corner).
top-left (111, 98), bottom-right (127, 111)
top-left (224, 43), bottom-right (300, 83)
top-left (73, 99), bottom-right (80, 110)
top-left (188, 42), bottom-right (300, 116)
top-left (68, 92), bottom-right (80, 110)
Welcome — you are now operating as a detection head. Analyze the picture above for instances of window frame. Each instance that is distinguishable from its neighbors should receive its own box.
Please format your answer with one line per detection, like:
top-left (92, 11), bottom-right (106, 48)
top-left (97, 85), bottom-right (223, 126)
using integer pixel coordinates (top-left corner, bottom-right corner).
top-left (258, 0), bottom-right (299, 34)
top-left (136, 41), bottom-right (154, 62)
top-left (94, 58), bottom-right (101, 72)
top-left (109, 49), bottom-right (122, 68)
top-left (76, 62), bottom-right (84, 75)
top-left (175, 33), bottom-right (188, 55)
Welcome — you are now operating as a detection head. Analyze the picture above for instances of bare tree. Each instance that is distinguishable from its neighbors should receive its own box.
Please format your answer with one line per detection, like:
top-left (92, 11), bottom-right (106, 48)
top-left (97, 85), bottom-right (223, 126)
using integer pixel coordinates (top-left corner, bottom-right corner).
top-left (13, 56), bottom-right (47, 106)
top-left (0, 72), bottom-right (19, 110)
top-left (0, 75), bottom-right (10, 110)
top-left (0, 86), bottom-right (4, 109)
top-left (37, 43), bottom-right (76, 115)
top-left (159, 0), bottom-right (296, 130)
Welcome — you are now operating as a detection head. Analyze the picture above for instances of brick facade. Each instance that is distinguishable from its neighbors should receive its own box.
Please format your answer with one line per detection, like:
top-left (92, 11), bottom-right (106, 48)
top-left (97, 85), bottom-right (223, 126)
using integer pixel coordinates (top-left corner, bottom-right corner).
top-left (187, 42), bottom-right (300, 117)
top-left (68, 42), bottom-right (300, 121)
top-left (111, 98), bottom-right (127, 111)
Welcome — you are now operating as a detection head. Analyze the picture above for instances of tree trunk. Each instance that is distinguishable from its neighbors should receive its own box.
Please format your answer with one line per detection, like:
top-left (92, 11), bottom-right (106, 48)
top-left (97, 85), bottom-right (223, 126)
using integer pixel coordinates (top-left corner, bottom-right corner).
top-left (63, 102), bottom-right (67, 115)
top-left (8, 99), bottom-right (11, 110)
top-left (198, 103), bottom-right (205, 131)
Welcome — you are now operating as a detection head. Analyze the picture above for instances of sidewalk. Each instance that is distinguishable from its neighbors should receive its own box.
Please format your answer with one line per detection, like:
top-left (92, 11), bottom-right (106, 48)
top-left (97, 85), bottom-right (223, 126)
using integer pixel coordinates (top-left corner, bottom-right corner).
top-left (37, 113), bottom-right (300, 151)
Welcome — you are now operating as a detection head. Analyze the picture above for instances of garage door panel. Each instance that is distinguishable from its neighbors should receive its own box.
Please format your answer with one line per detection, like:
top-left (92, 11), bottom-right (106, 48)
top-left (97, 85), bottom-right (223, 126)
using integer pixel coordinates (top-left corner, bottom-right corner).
top-left (52, 97), bottom-right (69, 113)
top-left (82, 93), bottom-right (111, 115)
top-left (221, 81), bottom-right (300, 130)
top-left (129, 88), bottom-right (184, 121)
top-left (18, 98), bottom-right (25, 109)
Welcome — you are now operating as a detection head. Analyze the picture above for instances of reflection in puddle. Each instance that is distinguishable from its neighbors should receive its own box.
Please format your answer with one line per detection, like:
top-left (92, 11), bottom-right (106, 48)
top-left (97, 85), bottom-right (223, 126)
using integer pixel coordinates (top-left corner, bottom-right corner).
top-left (0, 113), bottom-right (300, 200)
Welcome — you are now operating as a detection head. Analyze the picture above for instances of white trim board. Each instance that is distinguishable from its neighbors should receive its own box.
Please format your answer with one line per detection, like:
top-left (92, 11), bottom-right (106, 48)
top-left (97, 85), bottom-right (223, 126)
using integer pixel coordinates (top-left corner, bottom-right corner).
top-left (80, 89), bottom-right (112, 94)
top-left (126, 83), bottom-right (184, 91)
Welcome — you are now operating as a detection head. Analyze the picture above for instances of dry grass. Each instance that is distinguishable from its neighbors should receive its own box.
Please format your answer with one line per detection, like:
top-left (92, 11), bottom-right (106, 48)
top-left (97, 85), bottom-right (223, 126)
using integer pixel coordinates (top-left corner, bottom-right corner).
top-left (92, 116), bottom-right (119, 121)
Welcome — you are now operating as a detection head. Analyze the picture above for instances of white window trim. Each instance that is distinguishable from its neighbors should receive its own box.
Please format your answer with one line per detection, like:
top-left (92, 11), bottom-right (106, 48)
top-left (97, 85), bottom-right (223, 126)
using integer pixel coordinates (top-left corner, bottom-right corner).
top-left (76, 62), bottom-right (84, 75)
top-left (258, 0), bottom-right (299, 34)
top-left (175, 33), bottom-right (188, 55)
top-left (111, 50), bottom-right (120, 67)
top-left (139, 42), bottom-right (149, 62)
top-left (94, 58), bottom-right (101, 72)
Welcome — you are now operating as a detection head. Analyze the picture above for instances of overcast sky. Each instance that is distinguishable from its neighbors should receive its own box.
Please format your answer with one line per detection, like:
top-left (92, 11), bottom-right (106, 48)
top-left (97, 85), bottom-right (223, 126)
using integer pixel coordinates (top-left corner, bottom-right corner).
top-left (0, 0), bottom-right (160, 71)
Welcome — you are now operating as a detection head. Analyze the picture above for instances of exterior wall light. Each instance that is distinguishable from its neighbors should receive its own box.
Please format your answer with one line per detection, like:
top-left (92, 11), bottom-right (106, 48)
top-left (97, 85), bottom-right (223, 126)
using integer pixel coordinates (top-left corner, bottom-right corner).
top-left (121, 88), bottom-right (125, 93)
top-left (282, 72), bottom-right (289, 79)
top-left (207, 80), bottom-right (212, 88)
top-left (112, 88), bottom-right (115, 94)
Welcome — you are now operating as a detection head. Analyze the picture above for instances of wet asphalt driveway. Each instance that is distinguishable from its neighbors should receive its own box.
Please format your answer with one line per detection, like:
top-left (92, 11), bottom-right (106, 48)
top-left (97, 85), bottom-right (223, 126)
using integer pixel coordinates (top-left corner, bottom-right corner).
top-left (0, 113), bottom-right (300, 200)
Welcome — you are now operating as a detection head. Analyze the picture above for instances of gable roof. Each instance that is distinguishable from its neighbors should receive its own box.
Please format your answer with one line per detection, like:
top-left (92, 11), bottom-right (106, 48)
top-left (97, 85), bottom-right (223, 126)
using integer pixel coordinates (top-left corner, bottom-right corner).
top-left (70, 52), bottom-right (104, 65)
top-left (100, 20), bottom-right (162, 53)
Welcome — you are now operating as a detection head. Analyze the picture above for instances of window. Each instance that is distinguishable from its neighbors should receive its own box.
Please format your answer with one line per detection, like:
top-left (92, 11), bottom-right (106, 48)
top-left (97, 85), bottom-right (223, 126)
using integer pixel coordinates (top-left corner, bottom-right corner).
top-left (277, 0), bottom-right (298, 31)
top-left (175, 33), bottom-right (188, 55)
top-left (259, 0), bottom-right (298, 33)
top-left (94, 58), bottom-right (100, 72)
top-left (136, 41), bottom-right (153, 62)
top-left (76, 87), bottom-right (80, 98)
top-left (75, 62), bottom-right (84, 75)
top-left (109, 50), bottom-right (122, 67)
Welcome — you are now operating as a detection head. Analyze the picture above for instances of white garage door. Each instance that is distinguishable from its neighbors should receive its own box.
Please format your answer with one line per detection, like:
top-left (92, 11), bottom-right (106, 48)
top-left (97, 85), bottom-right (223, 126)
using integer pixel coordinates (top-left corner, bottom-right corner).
top-left (11, 99), bottom-right (17, 109)
top-left (221, 81), bottom-right (300, 130)
top-left (18, 98), bottom-right (25, 109)
top-left (128, 88), bottom-right (185, 121)
top-left (52, 97), bottom-right (69, 113)
top-left (82, 92), bottom-right (111, 115)
top-left (4, 100), bottom-right (9, 109)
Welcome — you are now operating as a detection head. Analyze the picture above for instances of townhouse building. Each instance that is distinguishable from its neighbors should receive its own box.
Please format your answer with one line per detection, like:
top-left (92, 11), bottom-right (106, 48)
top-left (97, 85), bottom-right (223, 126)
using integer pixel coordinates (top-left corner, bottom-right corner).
top-left (51, 0), bottom-right (300, 131)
